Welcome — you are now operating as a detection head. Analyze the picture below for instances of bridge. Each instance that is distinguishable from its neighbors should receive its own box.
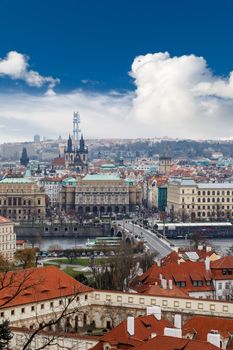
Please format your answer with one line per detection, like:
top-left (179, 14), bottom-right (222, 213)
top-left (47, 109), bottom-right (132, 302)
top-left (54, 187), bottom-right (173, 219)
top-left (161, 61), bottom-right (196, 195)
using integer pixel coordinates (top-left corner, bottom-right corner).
top-left (111, 221), bottom-right (174, 258)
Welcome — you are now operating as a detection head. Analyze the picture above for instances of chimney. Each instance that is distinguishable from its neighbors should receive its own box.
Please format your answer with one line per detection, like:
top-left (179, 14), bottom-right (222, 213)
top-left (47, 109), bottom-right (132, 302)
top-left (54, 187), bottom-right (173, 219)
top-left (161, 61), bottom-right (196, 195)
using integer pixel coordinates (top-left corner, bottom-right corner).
top-left (157, 260), bottom-right (161, 267)
top-left (207, 331), bottom-right (220, 348)
top-left (205, 257), bottom-right (210, 271)
top-left (127, 316), bottom-right (134, 336)
top-left (174, 314), bottom-right (182, 329)
top-left (168, 280), bottom-right (173, 290)
top-left (198, 245), bottom-right (203, 251)
top-left (206, 246), bottom-right (212, 252)
top-left (151, 332), bottom-right (157, 338)
top-left (164, 327), bottom-right (182, 338)
top-left (161, 279), bottom-right (167, 289)
top-left (146, 306), bottom-right (161, 321)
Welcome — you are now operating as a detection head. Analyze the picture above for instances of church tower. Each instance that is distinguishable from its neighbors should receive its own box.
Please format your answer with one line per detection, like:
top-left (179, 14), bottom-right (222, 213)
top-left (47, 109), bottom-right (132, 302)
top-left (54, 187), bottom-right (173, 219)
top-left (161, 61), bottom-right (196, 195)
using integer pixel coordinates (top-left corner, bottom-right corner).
top-left (64, 114), bottom-right (88, 173)
top-left (65, 135), bottom-right (76, 168)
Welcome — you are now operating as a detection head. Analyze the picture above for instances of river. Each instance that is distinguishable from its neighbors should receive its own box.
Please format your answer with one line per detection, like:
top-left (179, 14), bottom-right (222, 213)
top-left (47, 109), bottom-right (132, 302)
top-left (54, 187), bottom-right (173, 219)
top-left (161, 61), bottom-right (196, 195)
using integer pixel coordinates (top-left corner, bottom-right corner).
top-left (35, 236), bottom-right (233, 255)
top-left (34, 237), bottom-right (90, 251)
top-left (170, 238), bottom-right (233, 254)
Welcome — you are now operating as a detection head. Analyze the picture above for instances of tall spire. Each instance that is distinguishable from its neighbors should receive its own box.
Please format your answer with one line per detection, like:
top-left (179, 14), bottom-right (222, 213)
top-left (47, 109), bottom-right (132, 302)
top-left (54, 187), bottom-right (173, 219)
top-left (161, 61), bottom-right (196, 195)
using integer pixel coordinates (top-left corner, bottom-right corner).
top-left (80, 133), bottom-right (85, 152)
top-left (67, 134), bottom-right (73, 153)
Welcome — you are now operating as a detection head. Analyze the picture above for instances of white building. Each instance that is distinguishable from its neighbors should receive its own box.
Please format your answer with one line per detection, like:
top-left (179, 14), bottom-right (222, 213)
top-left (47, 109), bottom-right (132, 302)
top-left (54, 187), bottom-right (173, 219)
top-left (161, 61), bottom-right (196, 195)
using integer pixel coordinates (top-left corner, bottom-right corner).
top-left (0, 216), bottom-right (16, 260)
top-left (40, 177), bottom-right (63, 207)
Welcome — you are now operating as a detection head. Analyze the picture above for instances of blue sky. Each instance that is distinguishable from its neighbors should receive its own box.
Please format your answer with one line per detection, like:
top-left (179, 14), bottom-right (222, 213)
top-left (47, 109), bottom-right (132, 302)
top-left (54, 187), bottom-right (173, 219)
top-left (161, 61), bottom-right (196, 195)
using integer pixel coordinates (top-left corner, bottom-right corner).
top-left (1, 0), bottom-right (233, 92)
top-left (1, 0), bottom-right (233, 140)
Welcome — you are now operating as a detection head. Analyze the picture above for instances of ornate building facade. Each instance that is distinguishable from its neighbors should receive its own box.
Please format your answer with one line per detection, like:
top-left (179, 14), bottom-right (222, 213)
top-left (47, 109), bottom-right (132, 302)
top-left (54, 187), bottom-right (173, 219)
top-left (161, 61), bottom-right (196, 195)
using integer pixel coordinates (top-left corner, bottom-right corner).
top-left (59, 175), bottom-right (142, 215)
top-left (0, 177), bottom-right (46, 221)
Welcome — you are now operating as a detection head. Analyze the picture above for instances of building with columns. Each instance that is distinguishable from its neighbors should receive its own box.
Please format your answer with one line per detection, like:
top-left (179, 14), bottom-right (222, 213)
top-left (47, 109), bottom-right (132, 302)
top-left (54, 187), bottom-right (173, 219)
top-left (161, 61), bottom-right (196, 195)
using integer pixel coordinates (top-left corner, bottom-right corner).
top-left (167, 177), bottom-right (233, 221)
top-left (59, 174), bottom-right (143, 215)
top-left (0, 177), bottom-right (46, 221)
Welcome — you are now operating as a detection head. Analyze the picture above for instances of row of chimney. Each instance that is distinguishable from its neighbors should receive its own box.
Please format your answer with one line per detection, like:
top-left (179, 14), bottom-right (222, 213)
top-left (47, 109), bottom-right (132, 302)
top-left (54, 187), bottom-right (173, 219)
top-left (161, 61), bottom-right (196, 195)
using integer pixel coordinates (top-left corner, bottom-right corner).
top-left (127, 306), bottom-right (220, 348)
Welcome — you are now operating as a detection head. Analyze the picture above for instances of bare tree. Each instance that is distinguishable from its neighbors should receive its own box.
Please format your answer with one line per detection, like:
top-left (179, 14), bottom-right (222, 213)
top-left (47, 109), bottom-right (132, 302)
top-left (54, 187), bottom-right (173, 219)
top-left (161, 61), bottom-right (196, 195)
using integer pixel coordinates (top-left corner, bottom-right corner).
top-left (21, 292), bottom-right (82, 350)
top-left (90, 242), bottom-right (139, 291)
top-left (0, 256), bottom-right (87, 350)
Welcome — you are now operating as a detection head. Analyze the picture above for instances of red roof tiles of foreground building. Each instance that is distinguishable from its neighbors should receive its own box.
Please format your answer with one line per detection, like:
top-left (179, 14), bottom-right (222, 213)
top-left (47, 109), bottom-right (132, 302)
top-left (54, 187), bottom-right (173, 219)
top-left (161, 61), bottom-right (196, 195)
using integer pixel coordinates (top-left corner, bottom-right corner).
top-left (132, 261), bottom-right (214, 294)
top-left (211, 256), bottom-right (233, 269)
top-left (91, 315), bottom-right (173, 350)
top-left (183, 316), bottom-right (233, 340)
top-left (132, 335), bottom-right (219, 350)
top-left (139, 284), bottom-right (189, 298)
top-left (0, 266), bottom-right (92, 309)
top-left (161, 249), bottom-right (219, 266)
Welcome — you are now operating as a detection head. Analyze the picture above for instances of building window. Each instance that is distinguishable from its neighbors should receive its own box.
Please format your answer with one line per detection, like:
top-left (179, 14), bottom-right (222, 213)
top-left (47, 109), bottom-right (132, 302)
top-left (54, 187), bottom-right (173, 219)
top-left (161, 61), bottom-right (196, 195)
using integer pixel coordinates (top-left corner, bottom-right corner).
top-left (41, 304), bottom-right (44, 310)
top-left (50, 302), bottom-right (53, 308)
top-left (31, 306), bottom-right (35, 311)
top-left (21, 308), bottom-right (25, 313)
top-left (11, 310), bottom-right (15, 315)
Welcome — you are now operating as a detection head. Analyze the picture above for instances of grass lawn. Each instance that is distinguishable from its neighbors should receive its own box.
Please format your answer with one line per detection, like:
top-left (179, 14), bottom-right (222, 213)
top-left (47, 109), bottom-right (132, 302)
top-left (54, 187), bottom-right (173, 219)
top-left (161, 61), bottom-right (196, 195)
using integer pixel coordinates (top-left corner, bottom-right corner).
top-left (49, 257), bottom-right (107, 266)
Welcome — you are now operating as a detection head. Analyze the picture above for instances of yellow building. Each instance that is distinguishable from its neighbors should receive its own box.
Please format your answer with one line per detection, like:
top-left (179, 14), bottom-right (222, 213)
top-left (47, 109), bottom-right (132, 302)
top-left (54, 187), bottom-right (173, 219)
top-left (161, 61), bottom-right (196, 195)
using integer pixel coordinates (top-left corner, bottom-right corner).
top-left (167, 177), bottom-right (233, 221)
top-left (59, 175), bottom-right (142, 215)
top-left (0, 178), bottom-right (46, 221)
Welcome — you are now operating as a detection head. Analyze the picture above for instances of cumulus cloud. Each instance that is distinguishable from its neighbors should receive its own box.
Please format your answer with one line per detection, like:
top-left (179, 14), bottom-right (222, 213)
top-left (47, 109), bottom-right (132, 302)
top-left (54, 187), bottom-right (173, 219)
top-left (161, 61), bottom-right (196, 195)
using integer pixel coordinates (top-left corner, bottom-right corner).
top-left (1, 51), bottom-right (233, 141)
top-left (0, 51), bottom-right (59, 90)
top-left (129, 52), bottom-right (233, 139)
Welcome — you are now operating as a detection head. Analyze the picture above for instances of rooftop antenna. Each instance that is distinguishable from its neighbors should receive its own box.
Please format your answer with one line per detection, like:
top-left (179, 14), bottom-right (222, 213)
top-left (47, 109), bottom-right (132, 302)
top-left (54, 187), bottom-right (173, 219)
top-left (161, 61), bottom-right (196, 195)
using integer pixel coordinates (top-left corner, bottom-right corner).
top-left (73, 112), bottom-right (81, 147)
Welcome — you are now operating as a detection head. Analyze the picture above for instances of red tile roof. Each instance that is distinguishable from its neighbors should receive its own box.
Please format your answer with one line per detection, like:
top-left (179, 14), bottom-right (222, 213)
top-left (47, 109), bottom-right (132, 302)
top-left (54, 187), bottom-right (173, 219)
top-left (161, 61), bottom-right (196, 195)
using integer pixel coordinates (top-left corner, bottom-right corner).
top-left (139, 284), bottom-right (189, 298)
top-left (52, 157), bottom-right (65, 166)
top-left (91, 315), bottom-right (173, 350)
top-left (183, 316), bottom-right (233, 340)
top-left (0, 266), bottom-right (92, 309)
top-left (211, 256), bottom-right (233, 269)
top-left (132, 335), bottom-right (219, 350)
top-left (131, 261), bottom-right (214, 295)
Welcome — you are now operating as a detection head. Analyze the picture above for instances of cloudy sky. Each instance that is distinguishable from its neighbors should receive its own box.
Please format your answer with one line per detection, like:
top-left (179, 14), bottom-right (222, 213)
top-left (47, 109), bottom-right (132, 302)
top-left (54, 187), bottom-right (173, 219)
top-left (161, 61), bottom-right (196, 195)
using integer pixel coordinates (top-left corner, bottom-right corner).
top-left (1, 0), bottom-right (233, 142)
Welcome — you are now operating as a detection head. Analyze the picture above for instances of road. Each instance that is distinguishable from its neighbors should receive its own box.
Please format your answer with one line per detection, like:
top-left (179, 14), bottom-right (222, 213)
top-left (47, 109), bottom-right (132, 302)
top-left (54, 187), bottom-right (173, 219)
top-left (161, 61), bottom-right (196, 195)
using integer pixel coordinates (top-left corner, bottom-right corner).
top-left (122, 221), bottom-right (174, 258)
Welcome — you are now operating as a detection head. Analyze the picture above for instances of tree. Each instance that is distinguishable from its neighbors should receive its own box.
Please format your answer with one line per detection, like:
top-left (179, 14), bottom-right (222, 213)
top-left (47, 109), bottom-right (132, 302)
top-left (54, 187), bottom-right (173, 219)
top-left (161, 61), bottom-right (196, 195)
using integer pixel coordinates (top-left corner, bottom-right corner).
top-left (139, 251), bottom-right (158, 272)
top-left (20, 293), bottom-right (82, 350)
top-left (20, 148), bottom-right (29, 167)
top-left (0, 254), bottom-right (87, 350)
top-left (189, 231), bottom-right (211, 249)
top-left (14, 248), bottom-right (37, 269)
top-left (90, 242), bottom-right (139, 291)
top-left (0, 320), bottom-right (12, 349)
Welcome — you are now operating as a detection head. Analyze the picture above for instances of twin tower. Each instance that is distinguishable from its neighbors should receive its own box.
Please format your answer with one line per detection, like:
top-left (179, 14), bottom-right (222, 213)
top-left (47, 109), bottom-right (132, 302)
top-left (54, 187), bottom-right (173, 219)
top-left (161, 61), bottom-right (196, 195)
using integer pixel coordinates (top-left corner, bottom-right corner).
top-left (64, 112), bottom-right (88, 173)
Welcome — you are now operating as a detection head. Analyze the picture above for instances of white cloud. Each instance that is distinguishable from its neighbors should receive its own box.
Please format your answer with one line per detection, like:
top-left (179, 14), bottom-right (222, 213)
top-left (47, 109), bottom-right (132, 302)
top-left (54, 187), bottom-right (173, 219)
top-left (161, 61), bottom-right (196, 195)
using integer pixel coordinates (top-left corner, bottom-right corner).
top-left (0, 51), bottom-right (59, 90)
top-left (129, 52), bottom-right (233, 139)
top-left (1, 51), bottom-right (233, 141)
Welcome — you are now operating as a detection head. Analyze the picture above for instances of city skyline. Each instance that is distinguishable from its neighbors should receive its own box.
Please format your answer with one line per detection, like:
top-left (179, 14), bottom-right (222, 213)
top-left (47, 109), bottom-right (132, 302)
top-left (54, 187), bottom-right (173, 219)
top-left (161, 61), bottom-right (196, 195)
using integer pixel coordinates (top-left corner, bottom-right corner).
top-left (1, 1), bottom-right (233, 141)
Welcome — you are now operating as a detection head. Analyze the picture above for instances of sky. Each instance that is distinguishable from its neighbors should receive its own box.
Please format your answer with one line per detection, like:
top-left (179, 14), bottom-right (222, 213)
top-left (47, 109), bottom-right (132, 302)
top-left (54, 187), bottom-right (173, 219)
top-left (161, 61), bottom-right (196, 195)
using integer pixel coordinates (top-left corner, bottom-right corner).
top-left (1, 0), bottom-right (233, 141)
